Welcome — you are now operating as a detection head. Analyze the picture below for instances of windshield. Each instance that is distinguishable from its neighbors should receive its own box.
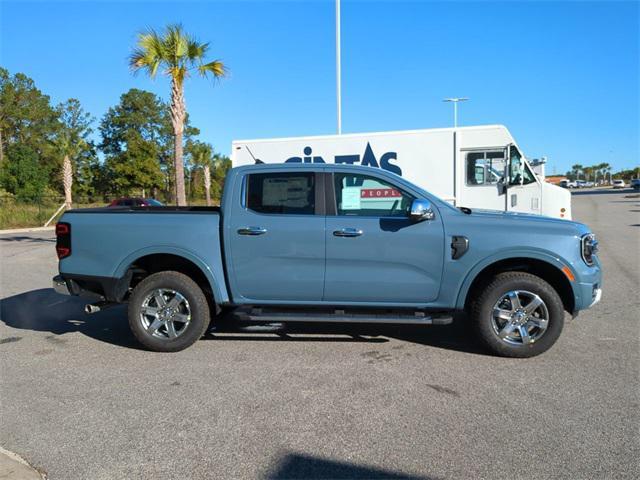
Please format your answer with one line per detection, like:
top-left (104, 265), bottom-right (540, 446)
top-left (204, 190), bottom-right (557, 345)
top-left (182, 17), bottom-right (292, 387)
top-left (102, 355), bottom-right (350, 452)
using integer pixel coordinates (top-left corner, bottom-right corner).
top-left (508, 146), bottom-right (536, 185)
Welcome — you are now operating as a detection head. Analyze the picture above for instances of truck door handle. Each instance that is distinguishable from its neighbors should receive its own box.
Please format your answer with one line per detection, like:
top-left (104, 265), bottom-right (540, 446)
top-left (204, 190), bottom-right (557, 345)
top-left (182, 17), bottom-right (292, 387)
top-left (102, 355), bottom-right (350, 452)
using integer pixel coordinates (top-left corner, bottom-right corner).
top-left (237, 226), bottom-right (267, 236)
top-left (333, 228), bottom-right (363, 238)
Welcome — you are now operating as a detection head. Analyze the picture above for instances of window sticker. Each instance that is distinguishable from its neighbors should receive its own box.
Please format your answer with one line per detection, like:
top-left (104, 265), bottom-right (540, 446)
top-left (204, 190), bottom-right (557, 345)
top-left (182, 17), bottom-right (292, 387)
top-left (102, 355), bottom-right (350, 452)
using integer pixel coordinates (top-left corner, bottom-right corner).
top-left (263, 177), bottom-right (309, 207)
top-left (341, 187), bottom-right (362, 210)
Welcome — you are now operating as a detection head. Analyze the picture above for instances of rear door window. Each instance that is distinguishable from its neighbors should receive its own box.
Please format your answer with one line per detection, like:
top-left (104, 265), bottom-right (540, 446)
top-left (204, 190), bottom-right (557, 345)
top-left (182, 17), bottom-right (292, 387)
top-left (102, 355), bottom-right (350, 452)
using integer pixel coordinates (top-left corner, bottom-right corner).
top-left (246, 172), bottom-right (315, 215)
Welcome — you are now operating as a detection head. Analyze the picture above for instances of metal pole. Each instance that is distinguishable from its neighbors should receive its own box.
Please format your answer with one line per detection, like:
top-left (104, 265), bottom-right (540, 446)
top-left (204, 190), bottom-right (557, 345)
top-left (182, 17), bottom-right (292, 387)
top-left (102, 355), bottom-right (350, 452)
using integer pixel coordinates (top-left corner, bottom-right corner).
top-left (336, 0), bottom-right (342, 134)
top-left (444, 97), bottom-right (468, 128)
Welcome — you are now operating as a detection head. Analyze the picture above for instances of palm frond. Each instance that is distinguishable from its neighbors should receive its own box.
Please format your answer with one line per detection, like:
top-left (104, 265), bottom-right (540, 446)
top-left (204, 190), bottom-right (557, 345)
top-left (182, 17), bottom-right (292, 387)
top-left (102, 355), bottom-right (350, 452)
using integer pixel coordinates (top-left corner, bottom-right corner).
top-left (187, 39), bottom-right (209, 61)
top-left (139, 29), bottom-right (165, 58)
top-left (129, 28), bottom-right (165, 77)
top-left (198, 60), bottom-right (227, 79)
top-left (164, 24), bottom-right (189, 64)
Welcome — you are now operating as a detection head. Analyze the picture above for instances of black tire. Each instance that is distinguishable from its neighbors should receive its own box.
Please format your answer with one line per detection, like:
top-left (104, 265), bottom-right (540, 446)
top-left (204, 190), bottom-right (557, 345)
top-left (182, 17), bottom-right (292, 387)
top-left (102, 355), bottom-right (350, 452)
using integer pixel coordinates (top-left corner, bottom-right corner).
top-left (128, 271), bottom-right (211, 352)
top-left (470, 271), bottom-right (565, 358)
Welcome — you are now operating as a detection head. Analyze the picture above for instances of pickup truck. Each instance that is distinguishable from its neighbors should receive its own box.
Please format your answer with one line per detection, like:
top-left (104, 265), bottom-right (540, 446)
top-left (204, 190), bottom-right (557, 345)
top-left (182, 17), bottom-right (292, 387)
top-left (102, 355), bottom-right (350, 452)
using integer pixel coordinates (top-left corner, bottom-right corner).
top-left (53, 164), bottom-right (602, 357)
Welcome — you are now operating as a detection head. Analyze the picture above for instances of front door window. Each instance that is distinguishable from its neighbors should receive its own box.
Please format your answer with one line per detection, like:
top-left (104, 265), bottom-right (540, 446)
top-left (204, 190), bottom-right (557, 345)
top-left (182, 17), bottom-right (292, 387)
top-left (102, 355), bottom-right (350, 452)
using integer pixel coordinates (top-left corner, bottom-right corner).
top-left (333, 173), bottom-right (414, 217)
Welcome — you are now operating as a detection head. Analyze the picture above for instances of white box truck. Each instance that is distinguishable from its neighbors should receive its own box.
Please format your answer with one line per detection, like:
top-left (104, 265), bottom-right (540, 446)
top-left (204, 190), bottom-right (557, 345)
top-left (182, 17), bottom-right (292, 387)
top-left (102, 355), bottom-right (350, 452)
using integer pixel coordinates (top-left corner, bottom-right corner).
top-left (231, 125), bottom-right (571, 219)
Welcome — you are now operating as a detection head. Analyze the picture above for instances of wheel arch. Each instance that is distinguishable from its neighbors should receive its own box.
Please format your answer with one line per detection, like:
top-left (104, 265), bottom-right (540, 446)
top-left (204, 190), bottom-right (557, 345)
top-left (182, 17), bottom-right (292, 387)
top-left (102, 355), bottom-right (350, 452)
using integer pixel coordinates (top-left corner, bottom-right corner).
top-left (457, 254), bottom-right (576, 314)
top-left (114, 247), bottom-right (228, 311)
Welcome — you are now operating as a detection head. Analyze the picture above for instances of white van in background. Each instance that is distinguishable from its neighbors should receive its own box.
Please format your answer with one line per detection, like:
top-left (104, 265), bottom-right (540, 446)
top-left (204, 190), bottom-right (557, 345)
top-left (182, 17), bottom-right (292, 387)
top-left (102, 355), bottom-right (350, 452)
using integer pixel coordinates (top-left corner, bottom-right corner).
top-left (232, 125), bottom-right (572, 219)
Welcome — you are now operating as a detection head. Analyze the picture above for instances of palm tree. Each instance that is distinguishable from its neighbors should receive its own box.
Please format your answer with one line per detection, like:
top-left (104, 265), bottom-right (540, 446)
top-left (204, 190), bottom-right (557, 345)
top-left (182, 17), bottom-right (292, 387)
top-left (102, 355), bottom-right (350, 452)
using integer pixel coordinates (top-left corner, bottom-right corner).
top-left (600, 162), bottom-right (611, 184)
top-left (189, 141), bottom-right (214, 206)
top-left (212, 153), bottom-right (231, 199)
top-left (129, 24), bottom-right (226, 206)
top-left (55, 99), bottom-right (93, 209)
top-left (597, 163), bottom-right (609, 184)
top-left (571, 164), bottom-right (584, 180)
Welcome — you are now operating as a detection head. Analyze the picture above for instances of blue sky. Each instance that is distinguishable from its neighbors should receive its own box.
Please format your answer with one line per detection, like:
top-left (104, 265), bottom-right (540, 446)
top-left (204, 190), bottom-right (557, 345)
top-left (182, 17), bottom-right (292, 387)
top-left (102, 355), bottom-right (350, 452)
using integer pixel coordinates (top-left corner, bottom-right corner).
top-left (1, 0), bottom-right (638, 174)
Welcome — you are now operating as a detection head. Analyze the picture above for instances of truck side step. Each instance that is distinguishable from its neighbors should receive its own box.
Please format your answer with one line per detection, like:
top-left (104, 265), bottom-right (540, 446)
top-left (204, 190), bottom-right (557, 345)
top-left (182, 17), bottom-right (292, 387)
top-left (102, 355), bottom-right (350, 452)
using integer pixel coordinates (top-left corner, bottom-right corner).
top-left (234, 308), bottom-right (453, 326)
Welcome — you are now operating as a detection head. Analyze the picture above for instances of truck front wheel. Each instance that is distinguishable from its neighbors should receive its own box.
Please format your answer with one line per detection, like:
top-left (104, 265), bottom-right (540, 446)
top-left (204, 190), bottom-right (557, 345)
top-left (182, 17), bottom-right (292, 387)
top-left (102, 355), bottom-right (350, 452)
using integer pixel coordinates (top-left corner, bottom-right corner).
top-left (470, 272), bottom-right (565, 358)
top-left (128, 271), bottom-right (211, 352)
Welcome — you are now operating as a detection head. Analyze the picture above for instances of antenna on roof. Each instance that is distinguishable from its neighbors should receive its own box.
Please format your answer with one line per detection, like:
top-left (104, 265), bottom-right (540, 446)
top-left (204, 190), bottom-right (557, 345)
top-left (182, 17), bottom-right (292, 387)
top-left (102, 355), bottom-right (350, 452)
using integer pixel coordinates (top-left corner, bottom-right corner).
top-left (244, 145), bottom-right (263, 164)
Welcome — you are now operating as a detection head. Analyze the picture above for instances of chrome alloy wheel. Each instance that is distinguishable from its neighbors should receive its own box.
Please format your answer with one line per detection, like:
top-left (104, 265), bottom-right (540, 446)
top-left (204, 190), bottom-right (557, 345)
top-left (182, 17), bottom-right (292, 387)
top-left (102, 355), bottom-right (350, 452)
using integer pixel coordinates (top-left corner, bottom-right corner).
top-left (491, 290), bottom-right (549, 346)
top-left (139, 289), bottom-right (191, 339)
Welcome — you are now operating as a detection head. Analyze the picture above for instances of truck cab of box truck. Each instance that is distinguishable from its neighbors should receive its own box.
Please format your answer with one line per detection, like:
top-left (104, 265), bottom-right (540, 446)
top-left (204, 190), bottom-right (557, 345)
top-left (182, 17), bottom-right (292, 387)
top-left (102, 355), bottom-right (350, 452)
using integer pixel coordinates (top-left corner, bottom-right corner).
top-left (232, 125), bottom-right (571, 220)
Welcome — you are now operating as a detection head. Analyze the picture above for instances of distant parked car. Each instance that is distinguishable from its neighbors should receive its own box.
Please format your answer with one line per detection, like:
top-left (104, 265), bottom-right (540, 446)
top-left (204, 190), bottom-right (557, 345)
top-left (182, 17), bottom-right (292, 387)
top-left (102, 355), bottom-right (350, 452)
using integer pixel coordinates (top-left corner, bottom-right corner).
top-left (583, 181), bottom-right (595, 188)
top-left (612, 180), bottom-right (626, 189)
top-left (108, 198), bottom-right (164, 207)
top-left (630, 179), bottom-right (640, 191)
top-left (561, 180), bottom-right (578, 188)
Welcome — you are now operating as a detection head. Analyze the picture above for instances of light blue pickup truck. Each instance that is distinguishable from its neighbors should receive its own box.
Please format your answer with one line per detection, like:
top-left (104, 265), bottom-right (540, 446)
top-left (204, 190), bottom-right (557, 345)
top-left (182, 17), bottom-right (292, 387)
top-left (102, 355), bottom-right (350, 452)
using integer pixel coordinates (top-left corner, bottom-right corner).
top-left (53, 164), bottom-right (602, 357)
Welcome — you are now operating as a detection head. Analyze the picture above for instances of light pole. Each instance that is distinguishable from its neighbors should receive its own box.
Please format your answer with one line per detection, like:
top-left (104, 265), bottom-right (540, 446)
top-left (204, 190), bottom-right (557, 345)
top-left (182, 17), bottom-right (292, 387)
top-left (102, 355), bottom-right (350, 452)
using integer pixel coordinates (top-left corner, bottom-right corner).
top-left (443, 97), bottom-right (468, 128)
top-left (336, 0), bottom-right (342, 134)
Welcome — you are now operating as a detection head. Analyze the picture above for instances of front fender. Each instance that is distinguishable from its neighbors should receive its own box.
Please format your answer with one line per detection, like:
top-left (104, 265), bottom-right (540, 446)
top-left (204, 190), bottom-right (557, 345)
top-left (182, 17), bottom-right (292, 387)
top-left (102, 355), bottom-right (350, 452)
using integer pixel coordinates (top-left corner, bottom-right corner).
top-left (113, 245), bottom-right (229, 304)
top-left (454, 248), bottom-right (579, 310)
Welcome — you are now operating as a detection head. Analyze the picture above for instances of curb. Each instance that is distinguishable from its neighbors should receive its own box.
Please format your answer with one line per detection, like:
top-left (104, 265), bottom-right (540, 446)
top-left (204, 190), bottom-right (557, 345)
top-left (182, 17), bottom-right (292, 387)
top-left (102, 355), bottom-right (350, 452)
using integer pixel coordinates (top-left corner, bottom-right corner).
top-left (0, 447), bottom-right (46, 479)
top-left (0, 226), bottom-right (55, 235)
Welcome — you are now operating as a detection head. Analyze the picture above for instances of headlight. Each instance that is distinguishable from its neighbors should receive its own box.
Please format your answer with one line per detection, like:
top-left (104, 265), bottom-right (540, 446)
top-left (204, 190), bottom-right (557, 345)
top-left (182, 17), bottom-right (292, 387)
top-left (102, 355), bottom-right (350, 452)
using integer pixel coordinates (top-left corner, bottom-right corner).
top-left (581, 233), bottom-right (598, 266)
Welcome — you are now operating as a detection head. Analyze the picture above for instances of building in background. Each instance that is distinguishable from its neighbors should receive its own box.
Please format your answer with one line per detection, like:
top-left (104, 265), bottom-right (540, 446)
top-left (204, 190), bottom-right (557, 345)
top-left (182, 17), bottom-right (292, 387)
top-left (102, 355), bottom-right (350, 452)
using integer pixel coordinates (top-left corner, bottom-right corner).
top-left (544, 175), bottom-right (567, 185)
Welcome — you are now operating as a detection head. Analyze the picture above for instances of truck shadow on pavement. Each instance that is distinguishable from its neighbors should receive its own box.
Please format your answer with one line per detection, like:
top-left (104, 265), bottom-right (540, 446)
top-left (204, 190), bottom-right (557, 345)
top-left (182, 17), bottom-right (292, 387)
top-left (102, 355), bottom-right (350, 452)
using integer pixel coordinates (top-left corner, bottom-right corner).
top-left (207, 313), bottom-right (483, 354)
top-left (0, 289), bottom-right (483, 354)
top-left (0, 235), bottom-right (55, 243)
top-left (0, 288), bottom-right (140, 349)
top-left (265, 453), bottom-right (434, 479)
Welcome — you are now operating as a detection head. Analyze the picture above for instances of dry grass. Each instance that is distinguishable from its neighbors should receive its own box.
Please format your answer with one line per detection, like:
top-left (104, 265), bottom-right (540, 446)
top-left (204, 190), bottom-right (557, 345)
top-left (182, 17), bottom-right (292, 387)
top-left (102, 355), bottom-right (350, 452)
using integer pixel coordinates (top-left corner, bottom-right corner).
top-left (0, 200), bottom-right (105, 230)
top-left (0, 197), bottom-right (220, 230)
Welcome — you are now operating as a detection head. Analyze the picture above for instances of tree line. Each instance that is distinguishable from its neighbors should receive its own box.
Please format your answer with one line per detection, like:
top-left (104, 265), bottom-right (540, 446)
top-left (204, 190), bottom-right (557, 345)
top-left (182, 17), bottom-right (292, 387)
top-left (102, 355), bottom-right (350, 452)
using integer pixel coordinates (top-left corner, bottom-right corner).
top-left (565, 163), bottom-right (639, 182)
top-left (0, 68), bottom-right (229, 205)
top-left (0, 24), bottom-right (229, 207)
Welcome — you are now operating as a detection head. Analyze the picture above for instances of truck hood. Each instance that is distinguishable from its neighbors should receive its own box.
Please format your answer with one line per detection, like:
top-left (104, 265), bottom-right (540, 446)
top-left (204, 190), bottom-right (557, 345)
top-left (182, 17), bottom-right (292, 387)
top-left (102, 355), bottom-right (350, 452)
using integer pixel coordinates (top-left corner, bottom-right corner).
top-left (461, 208), bottom-right (590, 235)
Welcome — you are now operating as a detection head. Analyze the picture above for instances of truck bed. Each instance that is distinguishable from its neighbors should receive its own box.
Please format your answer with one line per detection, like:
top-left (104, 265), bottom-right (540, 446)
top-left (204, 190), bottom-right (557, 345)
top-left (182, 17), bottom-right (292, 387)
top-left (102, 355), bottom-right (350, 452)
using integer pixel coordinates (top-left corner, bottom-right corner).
top-left (58, 207), bottom-right (228, 304)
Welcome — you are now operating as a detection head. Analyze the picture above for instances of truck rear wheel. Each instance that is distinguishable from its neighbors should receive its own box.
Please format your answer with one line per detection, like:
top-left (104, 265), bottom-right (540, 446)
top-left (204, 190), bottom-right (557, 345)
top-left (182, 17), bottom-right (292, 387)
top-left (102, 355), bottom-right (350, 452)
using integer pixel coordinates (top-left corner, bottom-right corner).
top-left (128, 271), bottom-right (210, 352)
top-left (470, 272), bottom-right (564, 358)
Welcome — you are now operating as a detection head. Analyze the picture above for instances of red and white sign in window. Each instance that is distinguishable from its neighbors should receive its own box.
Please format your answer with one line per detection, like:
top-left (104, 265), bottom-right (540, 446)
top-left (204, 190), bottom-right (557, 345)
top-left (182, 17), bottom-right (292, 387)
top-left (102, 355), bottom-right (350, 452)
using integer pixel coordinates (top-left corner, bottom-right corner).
top-left (360, 188), bottom-right (402, 199)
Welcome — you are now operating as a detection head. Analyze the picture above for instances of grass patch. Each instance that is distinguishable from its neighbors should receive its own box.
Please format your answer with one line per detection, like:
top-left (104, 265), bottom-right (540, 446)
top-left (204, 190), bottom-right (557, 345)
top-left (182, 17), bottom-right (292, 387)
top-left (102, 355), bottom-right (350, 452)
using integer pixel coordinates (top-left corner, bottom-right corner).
top-left (0, 197), bottom-right (220, 230)
top-left (0, 200), bottom-right (105, 230)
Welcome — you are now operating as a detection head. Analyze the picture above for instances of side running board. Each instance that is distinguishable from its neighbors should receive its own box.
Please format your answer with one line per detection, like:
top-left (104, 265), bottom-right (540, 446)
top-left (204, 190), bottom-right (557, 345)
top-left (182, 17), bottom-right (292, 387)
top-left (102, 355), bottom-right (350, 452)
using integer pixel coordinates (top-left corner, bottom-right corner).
top-left (234, 308), bottom-right (453, 326)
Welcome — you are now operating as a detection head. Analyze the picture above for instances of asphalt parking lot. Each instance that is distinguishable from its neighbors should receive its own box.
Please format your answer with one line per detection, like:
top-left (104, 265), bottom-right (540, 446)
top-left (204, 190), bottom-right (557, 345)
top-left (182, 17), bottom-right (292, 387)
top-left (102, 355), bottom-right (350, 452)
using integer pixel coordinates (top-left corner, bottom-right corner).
top-left (1, 190), bottom-right (639, 480)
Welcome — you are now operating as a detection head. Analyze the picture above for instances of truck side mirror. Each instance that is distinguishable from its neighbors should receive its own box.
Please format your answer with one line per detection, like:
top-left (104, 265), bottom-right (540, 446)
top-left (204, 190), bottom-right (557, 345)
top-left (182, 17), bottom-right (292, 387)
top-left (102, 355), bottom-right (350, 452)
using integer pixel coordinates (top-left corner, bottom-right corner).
top-left (410, 199), bottom-right (435, 222)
